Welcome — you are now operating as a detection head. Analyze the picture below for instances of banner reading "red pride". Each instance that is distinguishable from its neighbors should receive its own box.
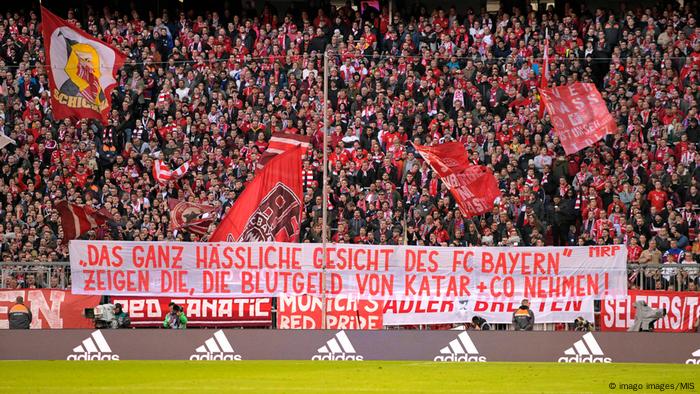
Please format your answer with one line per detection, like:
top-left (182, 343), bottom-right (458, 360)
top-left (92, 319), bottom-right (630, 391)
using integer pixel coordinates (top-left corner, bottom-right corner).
top-left (69, 241), bottom-right (627, 302)
top-left (277, 295), bottom-right (383, 329)
top-left (414, 142), bottom-right (501, 218)
top-left (539, 83), bottom-right (617, 155)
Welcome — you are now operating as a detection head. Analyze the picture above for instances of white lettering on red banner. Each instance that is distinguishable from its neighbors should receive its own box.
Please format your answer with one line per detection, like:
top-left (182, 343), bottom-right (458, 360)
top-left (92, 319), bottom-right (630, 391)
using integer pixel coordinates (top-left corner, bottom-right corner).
top-left (0, 290), bottom-right (99, 329)
top-left (539, 83), bottom-right (617, 155)
top-left (69, 242), bottom-right (627, 301)
top-left (277, 295), bottom-right (383, 329)
top-left (601, 290), bottom-right (700, 332)
top-left (111, 297), bottom-right (271, 327)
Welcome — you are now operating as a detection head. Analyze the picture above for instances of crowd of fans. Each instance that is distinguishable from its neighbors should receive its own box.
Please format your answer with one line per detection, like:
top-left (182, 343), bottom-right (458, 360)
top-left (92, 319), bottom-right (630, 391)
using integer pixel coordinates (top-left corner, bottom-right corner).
top-left (0, 1), bottom-right (699, 291)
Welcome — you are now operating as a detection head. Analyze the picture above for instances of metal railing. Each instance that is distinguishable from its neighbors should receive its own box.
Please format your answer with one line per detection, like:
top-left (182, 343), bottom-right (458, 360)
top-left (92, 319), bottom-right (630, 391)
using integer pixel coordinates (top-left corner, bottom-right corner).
top-left (626, 263), bottom-right (700, 292)
top-left (0, 261), bottom-right (71, 289)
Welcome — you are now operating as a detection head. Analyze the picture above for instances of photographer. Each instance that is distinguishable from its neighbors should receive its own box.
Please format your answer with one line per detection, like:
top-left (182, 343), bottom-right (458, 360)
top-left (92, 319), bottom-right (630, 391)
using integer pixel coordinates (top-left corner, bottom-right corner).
top-left (628, 301), bottom-right (666, 332)
top-left (573, 316), bottom-right (594, 332)
top-left (163, 302), bottom-right (188, 329)
top-left (113, 303), bottom-right (131, 329)
top-left (471, 316), bottom-right (491, 330)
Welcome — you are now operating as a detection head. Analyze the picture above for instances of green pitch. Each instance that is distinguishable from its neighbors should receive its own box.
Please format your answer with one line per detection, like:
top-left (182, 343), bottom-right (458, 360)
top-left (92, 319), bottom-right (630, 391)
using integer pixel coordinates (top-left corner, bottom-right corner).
top-left (0, 361), bottom-right (696, 393)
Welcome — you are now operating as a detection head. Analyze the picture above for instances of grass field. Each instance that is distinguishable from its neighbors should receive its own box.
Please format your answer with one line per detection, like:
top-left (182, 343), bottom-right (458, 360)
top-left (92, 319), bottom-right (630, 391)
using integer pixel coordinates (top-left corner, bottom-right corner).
top-left (0, 361), bottom-right (696, 393)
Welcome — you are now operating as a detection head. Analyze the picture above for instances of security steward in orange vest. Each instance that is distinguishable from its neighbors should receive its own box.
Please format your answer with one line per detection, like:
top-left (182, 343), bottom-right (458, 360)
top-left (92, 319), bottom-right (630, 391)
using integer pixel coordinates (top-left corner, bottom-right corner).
top-left (9, 296), bottom-right (32, 329)
top-left (512, 299), bottom-right (535, 330)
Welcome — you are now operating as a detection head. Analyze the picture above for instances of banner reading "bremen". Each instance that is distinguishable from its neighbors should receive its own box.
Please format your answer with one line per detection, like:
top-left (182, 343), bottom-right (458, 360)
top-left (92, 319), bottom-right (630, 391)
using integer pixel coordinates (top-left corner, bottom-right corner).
top-left (69, 241), bottom-right (627, 301)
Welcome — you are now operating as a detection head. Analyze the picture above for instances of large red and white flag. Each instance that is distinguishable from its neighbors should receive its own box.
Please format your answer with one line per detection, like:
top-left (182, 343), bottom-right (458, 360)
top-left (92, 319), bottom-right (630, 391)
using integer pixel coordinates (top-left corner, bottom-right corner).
top-left (538, 32), bottom-right (550, 118)
top-left (56, 201), bottom-right (114, 243)
top-left (153, 160), bottom-right (190, 184)
top-left (539, 83), bottom-right (617, 155)
top-left (257, 133), bottom-right (311, 169)
top-left (41, 7), bottom-right (126, 125)
top-left (168, 198), bottom-right (219, 235)
top-left (210, 146), bottom-right (304, 242)
top-left (414, 142), bottom-right (501, 218)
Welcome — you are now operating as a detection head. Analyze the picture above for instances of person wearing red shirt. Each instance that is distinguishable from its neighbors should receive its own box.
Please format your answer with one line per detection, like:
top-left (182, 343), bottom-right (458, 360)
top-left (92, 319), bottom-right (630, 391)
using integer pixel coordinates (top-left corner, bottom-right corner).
top-left (627, 238), bottom-right (643, 262)
top-left (329, 144), bottom-right (350, 167)
top-left (433, 219), bottom-right (450, 244)
top-left (647, 181), bottom-right (668, 211)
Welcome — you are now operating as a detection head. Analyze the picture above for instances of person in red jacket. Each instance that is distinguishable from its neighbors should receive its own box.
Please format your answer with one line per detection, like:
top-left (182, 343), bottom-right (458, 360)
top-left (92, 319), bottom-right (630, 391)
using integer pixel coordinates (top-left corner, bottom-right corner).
top-left (647, 181), bottom-right (668, 211)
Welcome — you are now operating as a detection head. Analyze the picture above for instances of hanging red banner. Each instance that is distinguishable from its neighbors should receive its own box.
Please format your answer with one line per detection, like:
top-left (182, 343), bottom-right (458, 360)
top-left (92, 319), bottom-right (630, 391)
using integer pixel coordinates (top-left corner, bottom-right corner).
top-left (539, 83), bottom-right (617, 155)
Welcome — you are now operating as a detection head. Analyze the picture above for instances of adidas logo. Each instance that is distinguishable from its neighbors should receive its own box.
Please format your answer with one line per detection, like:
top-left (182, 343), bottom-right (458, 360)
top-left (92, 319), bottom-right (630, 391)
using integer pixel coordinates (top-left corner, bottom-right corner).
top-left (190, 330), bottom-right (242, 360)
top-left (685, 349), bottom-right (700, 364)
top-left (433, 332), bottom-right (486, 362)
top-left (311, 331), bottom-right (364, 360)
top-left (67, 330), bottom-right (119, 360)
top-left (557, 333), bottom-right (611, 363)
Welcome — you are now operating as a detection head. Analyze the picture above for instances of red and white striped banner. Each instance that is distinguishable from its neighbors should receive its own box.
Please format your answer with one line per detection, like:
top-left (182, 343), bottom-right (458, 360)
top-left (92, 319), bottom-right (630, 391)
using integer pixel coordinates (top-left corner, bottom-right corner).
top-left (257, 133), bottom-right (311, 169)
top-left (153, 160), bottom-right (190, 184)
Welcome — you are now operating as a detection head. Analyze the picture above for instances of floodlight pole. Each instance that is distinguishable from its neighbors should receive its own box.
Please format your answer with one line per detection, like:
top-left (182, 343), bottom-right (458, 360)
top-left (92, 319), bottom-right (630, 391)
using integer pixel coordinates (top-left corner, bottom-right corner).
top-left (321, 49), bottom-right (329, 330)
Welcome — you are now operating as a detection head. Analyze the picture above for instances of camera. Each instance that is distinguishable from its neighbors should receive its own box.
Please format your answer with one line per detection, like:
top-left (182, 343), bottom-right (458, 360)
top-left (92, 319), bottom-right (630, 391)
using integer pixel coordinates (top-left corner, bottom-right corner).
top-left (88, 304), bottom-right (118, 328)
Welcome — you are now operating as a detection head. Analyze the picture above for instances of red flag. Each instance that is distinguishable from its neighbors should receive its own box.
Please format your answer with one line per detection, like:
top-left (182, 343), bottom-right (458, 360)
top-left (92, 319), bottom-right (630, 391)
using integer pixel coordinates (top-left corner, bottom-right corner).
top-left (153, 159), bottom-right (190, 184)
top-left (414, 142), bottom-right (501, 218)
top-left (257, 133), bottom-right (311, 169)
top-left (41, 7), bottom-right (126, 125)
top-left (210, 146), bottom-right (304, 242)
top-left (56, 201), bottom-right (114, 243)
top-left (509, 97), bottom-right (532, 109)
top-left (168, 199), bottom-right (218, 235)
top-left (539, 83), bottom-right (617, 155)
top-left (538, 34), bottom-right (550, 118)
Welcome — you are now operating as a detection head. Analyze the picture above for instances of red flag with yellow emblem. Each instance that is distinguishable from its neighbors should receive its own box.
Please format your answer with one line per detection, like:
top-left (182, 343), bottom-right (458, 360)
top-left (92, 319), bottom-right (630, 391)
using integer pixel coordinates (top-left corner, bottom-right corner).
top-left (41, 7), bottom-right (126, 125)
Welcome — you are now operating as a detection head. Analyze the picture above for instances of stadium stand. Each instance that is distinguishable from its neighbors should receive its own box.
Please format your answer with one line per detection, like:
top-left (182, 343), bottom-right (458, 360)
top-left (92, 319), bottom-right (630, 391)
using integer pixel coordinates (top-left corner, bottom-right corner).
top-left (0, 2), bottom-right (698, 294)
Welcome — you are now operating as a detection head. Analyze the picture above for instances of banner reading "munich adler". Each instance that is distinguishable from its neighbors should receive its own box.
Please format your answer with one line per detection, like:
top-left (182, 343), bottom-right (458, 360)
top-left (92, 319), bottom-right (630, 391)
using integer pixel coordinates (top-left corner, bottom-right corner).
top-left (69, 241), bottom-right (627, 302)
top-left (539, 83), bottom-right (617, 155)
top-left (41, 7), bottom-right (126, 125)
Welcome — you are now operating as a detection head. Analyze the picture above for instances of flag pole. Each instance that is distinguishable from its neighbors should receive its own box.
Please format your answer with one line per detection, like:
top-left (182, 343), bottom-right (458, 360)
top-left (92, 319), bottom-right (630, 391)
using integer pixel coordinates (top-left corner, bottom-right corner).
top-left (321, 49), bottom-right (329, 330)
top-left (389, 0), bottom-right (393, 26)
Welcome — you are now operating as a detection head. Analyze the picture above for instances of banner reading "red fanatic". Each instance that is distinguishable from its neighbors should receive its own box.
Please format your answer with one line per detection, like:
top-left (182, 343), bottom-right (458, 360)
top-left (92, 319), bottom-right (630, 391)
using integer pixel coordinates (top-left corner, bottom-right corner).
top-left (110, 296), bottom-right (271, 327)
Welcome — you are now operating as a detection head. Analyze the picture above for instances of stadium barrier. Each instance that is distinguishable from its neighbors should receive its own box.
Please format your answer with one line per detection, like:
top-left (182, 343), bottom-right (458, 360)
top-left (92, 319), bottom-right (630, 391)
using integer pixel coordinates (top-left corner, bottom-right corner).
top-left (1, 261), bottom-right (70, 289)
top-left (0, 329), bottom-right (698, 363)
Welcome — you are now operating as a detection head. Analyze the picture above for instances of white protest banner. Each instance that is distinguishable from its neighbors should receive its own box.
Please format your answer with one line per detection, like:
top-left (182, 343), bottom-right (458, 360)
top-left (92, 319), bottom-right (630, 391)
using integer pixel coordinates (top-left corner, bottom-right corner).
top-left (69, 241), bottom-right (627, 301)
